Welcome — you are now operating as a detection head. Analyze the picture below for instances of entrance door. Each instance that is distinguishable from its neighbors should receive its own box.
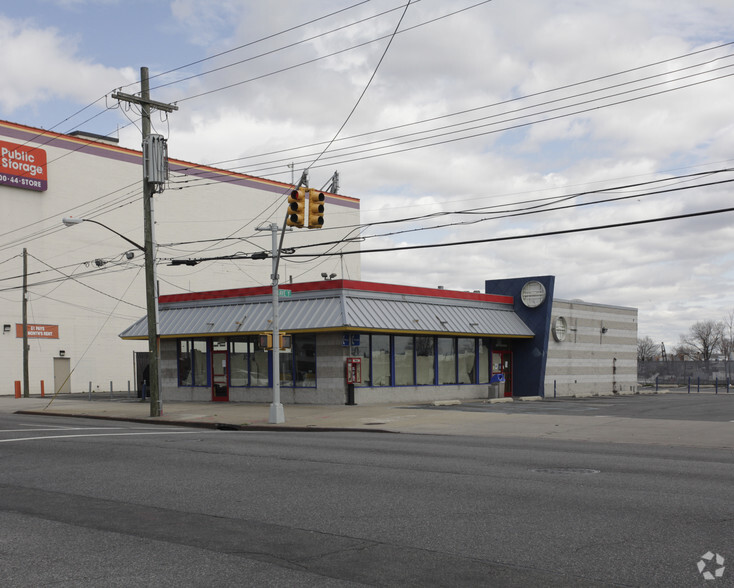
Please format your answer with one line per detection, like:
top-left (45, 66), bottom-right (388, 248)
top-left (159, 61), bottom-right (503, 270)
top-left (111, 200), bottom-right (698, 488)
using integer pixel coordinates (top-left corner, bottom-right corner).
top-left (500, 351), bottom-right (513, 397)
top-left (212, 350), bottom-right (229, 401)
top-left (53, 357), bottom-right (71, 394)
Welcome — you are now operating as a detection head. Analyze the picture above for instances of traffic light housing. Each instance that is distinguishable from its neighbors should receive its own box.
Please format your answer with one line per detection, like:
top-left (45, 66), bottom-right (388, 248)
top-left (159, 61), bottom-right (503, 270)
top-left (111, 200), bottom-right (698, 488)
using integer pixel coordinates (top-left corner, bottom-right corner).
top-left (287, 187), bottom-right (306, 227)
top-left (308, 189), bottom-right (325, 229)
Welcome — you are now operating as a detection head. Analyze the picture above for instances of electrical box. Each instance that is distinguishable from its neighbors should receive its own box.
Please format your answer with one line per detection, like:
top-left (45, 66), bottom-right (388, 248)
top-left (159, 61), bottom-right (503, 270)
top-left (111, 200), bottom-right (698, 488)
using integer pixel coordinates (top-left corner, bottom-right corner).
top-left (143, 134), bottom-right (169, 187)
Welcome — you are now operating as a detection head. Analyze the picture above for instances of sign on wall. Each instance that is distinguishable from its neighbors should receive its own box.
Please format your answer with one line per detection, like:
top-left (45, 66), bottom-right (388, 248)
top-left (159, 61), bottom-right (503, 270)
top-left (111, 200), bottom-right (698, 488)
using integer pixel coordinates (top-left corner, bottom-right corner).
top-left (16, 324), bottom-right (59, 339)
top-left (0, 140), bottom-right (47, 192)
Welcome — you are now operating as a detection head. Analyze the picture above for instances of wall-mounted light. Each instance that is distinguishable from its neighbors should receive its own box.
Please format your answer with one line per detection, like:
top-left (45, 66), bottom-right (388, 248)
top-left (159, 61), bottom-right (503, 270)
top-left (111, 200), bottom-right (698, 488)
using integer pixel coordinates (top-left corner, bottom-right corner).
top-left (3, 324), bottom-right (10, 334)
top-left (59, 350), bottom-right (65, 357)
top-left (321, 272), bottom-right (337, 280)
top-left (601, 327), bottom-right (609, 334)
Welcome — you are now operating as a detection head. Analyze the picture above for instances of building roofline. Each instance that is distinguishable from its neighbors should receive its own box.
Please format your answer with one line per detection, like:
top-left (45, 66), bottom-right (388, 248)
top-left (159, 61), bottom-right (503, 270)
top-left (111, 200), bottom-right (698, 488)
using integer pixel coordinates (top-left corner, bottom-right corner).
top-left (158, 279), bottom-right (515, 305)
top-left (0, 118), bottom-right (358, 205)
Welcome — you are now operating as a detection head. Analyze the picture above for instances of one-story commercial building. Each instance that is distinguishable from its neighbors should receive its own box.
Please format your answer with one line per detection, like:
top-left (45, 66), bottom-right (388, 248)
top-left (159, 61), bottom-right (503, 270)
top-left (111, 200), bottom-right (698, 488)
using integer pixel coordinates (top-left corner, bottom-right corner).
top-left (120, 275), bottom-right (638, 403)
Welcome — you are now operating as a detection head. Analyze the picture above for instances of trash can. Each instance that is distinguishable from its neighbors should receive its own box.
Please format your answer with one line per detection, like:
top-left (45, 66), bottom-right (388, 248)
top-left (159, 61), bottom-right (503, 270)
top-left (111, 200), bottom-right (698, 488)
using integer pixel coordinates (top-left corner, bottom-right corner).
top-left (489, 373), bottom-right (506, 398)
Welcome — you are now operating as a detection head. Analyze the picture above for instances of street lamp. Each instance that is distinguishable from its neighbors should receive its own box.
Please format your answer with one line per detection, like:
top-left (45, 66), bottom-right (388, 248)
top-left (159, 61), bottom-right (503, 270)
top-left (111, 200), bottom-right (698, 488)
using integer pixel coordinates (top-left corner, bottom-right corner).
top-left (62, 216), bottom-right (161, 416)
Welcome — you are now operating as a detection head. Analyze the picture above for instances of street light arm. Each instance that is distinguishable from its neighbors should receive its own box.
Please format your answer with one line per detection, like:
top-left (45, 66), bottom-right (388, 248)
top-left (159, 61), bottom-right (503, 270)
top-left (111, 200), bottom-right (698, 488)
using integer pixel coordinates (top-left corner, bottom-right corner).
top-left (62, 217), bottom-right (145, 252)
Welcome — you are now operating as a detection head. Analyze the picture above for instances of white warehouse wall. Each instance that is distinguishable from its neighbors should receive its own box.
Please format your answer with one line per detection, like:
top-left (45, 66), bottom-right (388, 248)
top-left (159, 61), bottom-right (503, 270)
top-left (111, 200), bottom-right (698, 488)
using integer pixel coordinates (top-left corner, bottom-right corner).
top-left (0, 120), bottom-right (361, 395)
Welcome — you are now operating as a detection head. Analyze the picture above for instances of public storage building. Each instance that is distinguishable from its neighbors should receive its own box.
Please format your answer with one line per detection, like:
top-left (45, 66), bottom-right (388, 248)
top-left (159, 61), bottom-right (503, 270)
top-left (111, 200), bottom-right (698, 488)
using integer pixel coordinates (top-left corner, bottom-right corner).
top-left (0, 119), bottom-right (361, 396)
top-left (119, 280), bottom-right (535, 404)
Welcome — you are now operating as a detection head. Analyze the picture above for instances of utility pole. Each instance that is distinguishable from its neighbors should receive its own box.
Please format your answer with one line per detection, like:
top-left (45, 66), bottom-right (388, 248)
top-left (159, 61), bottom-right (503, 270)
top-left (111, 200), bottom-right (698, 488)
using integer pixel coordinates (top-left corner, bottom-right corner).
top-left (112, 67), bottom-right (177, 417)
top-left (22, 248), bottom-right (29, 397)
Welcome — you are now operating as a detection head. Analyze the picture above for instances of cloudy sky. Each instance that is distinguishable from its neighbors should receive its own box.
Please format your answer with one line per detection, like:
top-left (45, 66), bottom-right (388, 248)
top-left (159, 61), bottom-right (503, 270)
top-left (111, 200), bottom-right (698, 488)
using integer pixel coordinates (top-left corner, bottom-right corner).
top-left (2, 0), bottom-right (734, 350)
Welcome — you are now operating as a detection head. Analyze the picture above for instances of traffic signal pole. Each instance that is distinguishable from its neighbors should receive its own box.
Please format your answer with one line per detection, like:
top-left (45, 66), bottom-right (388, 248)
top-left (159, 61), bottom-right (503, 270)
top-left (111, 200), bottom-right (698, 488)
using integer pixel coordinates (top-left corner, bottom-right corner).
top-left (269, 222), bottom-right (285, 424)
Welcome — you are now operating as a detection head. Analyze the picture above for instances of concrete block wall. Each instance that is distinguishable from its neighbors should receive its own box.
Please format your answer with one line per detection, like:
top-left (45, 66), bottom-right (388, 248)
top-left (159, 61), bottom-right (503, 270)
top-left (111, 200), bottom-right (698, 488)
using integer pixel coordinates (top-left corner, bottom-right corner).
top-left (544, 300), bottom-right (638, 397)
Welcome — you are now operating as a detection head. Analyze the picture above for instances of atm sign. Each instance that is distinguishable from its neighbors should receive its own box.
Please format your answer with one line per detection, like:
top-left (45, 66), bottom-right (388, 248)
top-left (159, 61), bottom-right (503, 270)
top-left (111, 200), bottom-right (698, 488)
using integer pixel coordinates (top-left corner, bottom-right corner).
top-left (0, 140), bottom-right (47, 192)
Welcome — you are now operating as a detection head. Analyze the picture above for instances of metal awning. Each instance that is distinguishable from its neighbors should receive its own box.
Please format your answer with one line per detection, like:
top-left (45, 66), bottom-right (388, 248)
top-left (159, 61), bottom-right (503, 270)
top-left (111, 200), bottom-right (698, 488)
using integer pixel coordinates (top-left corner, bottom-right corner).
top-left (120, 291), bottom-right (533, 339)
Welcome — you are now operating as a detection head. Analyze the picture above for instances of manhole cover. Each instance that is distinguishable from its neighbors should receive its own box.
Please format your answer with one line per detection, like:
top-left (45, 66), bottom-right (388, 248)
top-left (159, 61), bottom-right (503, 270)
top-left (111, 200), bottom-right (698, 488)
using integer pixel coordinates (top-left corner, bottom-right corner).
top-left (532, 467), bottom-right (600, 475)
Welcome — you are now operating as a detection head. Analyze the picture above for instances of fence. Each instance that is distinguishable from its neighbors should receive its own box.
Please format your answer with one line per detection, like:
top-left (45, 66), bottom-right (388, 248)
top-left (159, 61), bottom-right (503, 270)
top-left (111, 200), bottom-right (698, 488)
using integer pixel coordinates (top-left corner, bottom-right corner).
top-left (638, 360), bottom-right (733, 388)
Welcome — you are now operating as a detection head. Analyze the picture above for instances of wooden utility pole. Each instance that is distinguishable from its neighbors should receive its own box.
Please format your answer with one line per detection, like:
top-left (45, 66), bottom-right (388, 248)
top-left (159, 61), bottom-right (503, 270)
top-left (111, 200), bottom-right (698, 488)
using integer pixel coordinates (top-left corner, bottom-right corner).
top-left (22, 248), bottom-right (29, 397)
top-left (112, 67), bottom-right (177, 417)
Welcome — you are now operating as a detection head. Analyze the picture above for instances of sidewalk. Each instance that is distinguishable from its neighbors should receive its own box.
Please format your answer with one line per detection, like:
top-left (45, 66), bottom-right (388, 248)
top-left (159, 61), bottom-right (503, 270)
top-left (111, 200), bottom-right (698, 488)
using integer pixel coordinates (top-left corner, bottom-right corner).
top-left (3, 394), bottom-right (734, 449)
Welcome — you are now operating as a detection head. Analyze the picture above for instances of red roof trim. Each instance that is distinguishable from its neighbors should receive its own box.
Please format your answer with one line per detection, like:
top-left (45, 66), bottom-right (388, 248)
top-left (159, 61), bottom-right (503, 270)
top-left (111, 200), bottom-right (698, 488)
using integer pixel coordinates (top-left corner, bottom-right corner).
top-left (159, 279), bottom-right (514, 305)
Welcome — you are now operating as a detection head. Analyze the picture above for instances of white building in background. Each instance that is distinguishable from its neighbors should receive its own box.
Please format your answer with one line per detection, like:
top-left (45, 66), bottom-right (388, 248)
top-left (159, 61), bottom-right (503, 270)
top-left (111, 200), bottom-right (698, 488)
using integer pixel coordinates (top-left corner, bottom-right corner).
top-left (0, 119), bottom-right (360, 396)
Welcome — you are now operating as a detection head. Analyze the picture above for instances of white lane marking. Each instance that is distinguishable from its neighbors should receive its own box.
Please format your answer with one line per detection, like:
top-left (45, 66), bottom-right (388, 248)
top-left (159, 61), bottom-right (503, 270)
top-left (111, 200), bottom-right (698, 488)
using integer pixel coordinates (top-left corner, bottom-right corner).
top-left (0, 431), bottom-right (202, 443)
top-left (1, 427), bottom-right (128, 433)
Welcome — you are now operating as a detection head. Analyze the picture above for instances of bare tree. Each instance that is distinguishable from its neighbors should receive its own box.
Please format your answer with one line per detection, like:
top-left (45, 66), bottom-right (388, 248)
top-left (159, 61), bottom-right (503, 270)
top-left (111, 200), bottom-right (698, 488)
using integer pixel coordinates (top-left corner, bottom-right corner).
top-left (720, 310), bottom-right (734, 360)
top-left (679, 320), bottom-right (724, 362)
top-left (637, 336), bottom-right (660, 361)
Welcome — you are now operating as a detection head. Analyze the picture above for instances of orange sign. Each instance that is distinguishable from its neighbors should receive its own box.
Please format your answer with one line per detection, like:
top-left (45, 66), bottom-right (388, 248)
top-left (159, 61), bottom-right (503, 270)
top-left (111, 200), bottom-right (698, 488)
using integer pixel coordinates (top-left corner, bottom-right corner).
top-left (0, 140), bottom-right (47, 191)
top-left (16, 324), bottom-right (59, 339)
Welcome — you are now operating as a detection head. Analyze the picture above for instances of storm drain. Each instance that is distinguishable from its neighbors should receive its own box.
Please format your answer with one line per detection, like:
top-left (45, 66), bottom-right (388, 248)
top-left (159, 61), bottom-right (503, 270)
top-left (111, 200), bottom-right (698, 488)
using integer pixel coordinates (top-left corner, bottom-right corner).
top-left (532, 467), bottom-right (601, 475)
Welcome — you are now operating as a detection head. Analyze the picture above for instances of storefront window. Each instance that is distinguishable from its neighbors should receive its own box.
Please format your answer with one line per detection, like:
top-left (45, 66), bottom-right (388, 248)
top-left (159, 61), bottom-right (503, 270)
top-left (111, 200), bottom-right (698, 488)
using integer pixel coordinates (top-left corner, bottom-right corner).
top-left (293, 334), bottom-right (316, 387)
top-left (351, 334), bottom-right (371, 387)
top-left (280, 349), bottom-right (294, 386)
top-left (394, 335), bottom-right (414, 386)
top-left (458, 338), bottom-right (476, 384)
top-left (178, 339), bottom-right (209, 386)
top-left (479, 339), bottom-right (491, 383)
top-left (437, 337), bottom-right (456, 385)
top-left (415, 336), bottom-right (435, 385)
top-left (229, 338), bottom-right (251, 387)
top-left (251, 344), bottom-right (269, 386)
top-left (372, 334), bottom-right (391, 386)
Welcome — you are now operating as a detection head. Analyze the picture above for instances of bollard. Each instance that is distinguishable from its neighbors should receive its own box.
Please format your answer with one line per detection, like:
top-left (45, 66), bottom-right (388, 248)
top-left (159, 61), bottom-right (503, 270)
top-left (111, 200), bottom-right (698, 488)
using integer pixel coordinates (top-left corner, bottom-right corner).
top-left (40, 380), bottom-right (45, 397)
top-left (688, 376), bottom-right (691, 394)
top-left (110, 381), bottom-right (113, 400)
top-left (554, 380), bottom-right (557, 398)
top-left (697, 377), bottom-right (700, 393)
top-left (127, 380), bottom-right (131, 399)
top-left (15, 380), bottom-right (21, 398)
top-left (655, 376), bottom-right (659, 393)
top-left (716, 377), bottom-right (718, 395)
top-left (88, 381), bottom-right (92, 401)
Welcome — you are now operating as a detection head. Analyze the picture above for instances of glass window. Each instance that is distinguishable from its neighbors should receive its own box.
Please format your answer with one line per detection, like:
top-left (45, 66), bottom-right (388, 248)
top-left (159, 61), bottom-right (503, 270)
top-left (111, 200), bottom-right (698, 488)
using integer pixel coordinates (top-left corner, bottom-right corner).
top-left (279, 348), bottom-right (294, 387)
top-left (458, 338), bottom-right (476, 384)
top-left (394, 335), bottom-right (414, 386)
top-left (178, 340), bottom-right (193, 386)
top-left (437, 337), bottom-right (456, 385)
top-left (372, 334), bottom-right (391, 386)
top-left (250, 344), bottom-right (269, 386)
top-left (479, 339), bottom-right (491, 383)
top-left (351, 334), bottom-right (371, 387)
top-left (178, 339), bottom-right (209, 386)
top-left (415, 336), bottom-right (435, 385)
top-left (191, 339), bottom-right (209, 386)
top-left (229, 338), bottom-right (251, 387)
top-left (293, 334), bottom-right (316, 387)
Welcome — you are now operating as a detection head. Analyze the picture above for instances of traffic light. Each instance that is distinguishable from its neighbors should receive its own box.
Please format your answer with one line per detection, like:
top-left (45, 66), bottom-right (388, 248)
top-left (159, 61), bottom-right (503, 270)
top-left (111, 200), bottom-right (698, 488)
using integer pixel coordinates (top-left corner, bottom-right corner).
top-left (308, 189), bottom-right (325, 229)
top-left (287, 187), bottom-right (306, 227)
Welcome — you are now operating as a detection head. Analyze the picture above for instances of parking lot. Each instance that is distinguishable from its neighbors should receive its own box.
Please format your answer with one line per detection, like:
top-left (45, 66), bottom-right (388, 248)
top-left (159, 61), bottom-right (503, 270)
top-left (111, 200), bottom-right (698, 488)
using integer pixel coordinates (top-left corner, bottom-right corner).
top-left (425, 391), bottom-right (734, 422)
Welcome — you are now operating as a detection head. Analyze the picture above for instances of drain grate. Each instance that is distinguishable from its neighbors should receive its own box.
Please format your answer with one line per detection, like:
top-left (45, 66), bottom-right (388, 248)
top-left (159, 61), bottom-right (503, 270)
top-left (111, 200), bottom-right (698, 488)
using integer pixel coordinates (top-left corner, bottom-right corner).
top-left (532, 467), bottom-right (600, 475)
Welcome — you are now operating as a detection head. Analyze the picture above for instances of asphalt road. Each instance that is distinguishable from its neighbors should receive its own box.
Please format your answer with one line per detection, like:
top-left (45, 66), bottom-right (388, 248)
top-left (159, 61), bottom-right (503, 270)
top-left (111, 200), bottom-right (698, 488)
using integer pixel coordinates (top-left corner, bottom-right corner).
top-left (1, 412), bottom-right (732, 587)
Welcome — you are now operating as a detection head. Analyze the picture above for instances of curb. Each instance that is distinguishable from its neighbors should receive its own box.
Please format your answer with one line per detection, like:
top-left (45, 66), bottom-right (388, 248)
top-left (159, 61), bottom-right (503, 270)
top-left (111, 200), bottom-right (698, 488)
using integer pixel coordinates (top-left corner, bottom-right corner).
top-left (14, 410), bottom-right (395, 434)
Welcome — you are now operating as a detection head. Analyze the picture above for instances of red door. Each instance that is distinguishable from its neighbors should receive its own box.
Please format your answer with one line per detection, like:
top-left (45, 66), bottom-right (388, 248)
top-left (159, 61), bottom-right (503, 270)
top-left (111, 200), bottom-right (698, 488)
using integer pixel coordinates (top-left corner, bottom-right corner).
top-left (500, 351), bottom-right (513, 397)
top-left (212, 350), bottom-right (229, 402)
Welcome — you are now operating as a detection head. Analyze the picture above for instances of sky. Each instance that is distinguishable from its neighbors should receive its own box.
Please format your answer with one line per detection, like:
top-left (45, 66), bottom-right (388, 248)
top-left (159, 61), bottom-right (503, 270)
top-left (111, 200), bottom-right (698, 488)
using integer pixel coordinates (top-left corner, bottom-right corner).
top-left (2, 0), bottom-right (734, 351)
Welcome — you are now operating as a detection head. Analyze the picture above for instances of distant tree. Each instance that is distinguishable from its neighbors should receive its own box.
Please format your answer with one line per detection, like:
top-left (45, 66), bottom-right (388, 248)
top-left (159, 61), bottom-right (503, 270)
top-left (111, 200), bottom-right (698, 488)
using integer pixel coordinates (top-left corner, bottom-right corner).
top-left (637, 336), bottom-right (660, 361)
top-left (673, 344), bottom-right (697, 361)
top-left (679, 320), bottom-right (724, 362)
top-left (720, 310), bottom-right (734, 361)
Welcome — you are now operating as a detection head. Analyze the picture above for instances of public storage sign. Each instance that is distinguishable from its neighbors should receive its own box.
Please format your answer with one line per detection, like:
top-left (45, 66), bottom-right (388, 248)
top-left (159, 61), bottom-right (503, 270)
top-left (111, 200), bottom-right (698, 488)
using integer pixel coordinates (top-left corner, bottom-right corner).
top-left (16, 324), bottom-right (59, 339)
top-left (0, 140), bottom-right (47, 191)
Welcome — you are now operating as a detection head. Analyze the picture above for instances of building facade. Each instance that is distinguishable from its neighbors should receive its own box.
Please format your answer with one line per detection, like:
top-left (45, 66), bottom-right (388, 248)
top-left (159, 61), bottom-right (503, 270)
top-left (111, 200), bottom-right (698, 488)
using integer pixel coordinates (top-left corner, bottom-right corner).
top-left (1, 119), bottom-right (361, 396)
top-left (120, 280), bottom-right (535, 404)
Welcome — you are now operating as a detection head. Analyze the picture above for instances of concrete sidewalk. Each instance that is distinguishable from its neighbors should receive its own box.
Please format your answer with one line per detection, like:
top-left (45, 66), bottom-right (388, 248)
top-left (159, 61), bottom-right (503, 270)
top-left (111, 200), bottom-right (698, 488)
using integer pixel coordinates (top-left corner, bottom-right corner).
top-left (3, 394), bottom-right (734, 449)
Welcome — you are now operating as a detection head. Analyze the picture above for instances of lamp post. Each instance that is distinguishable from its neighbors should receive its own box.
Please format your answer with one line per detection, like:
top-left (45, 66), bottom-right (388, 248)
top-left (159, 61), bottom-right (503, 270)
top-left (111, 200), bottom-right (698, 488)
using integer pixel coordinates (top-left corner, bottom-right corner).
top-left (62, 216), bottom-right (161, 416)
